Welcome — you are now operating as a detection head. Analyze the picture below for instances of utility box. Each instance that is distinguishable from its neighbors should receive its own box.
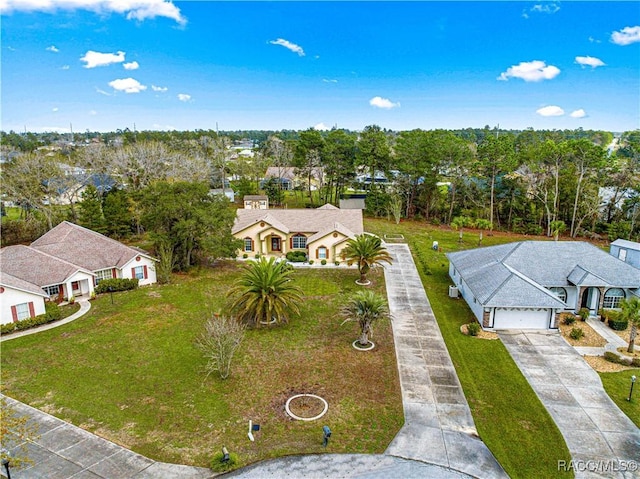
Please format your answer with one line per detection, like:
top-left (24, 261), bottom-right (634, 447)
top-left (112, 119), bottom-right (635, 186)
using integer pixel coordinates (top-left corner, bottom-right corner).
top-left (448, 286), bottom-right (459, 298)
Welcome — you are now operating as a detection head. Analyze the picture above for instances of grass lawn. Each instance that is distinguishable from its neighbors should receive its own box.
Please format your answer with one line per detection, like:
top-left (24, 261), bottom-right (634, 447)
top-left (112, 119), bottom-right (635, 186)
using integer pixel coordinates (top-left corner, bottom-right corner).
top-left (366, 218), bottom-right (573, 479)
top-left (0, 263), bottom-right (402, 469)
top-left (599, 369), bottom-right (640, 428)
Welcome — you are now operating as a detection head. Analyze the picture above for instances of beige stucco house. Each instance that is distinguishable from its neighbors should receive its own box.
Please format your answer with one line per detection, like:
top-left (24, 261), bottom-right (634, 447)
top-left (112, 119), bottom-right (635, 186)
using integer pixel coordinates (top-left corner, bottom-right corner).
top-left (232, 204), bottom-right (363, 262)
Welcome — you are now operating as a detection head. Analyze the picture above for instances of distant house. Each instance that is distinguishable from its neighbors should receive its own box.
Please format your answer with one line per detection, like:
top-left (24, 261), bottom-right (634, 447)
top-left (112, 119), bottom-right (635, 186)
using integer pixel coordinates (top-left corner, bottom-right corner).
top-left (447, 241), bottom-right (640, 330)
top-left (210, 188), bottom-right (235, 203)
top-left (263, 166), bottom-right (324, 191)
top-left (0, 222), bottom-right (157, 324)
top-left (232, 204), bottom-right (363, 262)
top-left (243, 195), bottom-right (269, 210)
top-left (610, 239), bottom-right (640, 269)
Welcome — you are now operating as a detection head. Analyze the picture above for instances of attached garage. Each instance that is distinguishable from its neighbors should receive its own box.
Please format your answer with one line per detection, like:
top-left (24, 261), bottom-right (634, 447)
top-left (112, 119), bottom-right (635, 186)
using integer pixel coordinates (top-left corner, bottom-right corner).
top-left (492, 308), bottom-right (552, 330)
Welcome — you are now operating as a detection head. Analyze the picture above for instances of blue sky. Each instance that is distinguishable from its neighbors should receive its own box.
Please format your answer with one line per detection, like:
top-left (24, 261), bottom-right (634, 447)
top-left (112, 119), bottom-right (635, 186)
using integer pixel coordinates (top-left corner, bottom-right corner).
top-left (1, 1), bottom-right (639, 133)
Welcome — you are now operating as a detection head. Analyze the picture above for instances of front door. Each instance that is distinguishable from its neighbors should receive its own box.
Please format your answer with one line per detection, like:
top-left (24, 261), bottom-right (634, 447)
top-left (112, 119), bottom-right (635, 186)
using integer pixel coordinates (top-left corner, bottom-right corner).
top-left (271, 236), bottom-right (281, 252)
top-left (580, 287), bottom-right (599, 314)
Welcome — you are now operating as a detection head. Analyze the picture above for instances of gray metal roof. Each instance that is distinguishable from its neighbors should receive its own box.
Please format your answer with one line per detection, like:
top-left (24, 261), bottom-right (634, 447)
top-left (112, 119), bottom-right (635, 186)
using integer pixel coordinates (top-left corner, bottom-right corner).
top-left (447, 241), bottom-right (640, 309)
top-left (611, 239), bottom-right (640, 251)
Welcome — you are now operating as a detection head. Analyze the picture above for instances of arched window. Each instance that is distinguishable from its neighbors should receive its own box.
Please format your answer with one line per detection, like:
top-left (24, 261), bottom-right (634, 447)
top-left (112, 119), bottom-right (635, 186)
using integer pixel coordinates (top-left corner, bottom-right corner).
top-left (549, 287), bottom-right (567, 303)
top-left (291, 234), bottom-right (307, 249)
top-left (244, 237), bottom-right (253, 252)
top-left (603, 288), bottom-right (625, 309)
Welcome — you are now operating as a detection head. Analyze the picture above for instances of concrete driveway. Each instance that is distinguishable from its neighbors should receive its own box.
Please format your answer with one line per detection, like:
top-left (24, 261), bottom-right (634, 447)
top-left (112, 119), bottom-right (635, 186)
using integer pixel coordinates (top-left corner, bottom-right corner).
top-left (499, 330), bottom-right (640, 479)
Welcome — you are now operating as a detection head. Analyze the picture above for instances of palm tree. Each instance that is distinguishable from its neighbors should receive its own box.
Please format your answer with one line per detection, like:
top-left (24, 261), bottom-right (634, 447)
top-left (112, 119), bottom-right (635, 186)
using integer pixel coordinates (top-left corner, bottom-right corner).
top-left (620, 297), bottom-right (640, 353)
top-left (229, 257), bottom-right (303, 327)
top-left (341, 290), bottom-right (390, 347)
top-left (341, 234), bottom-right (392, 285)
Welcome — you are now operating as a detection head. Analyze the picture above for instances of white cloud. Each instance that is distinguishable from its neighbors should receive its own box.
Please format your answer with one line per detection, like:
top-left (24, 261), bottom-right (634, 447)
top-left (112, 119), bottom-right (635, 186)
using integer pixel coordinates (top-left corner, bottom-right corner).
top-left (81, 50), bottom-right (125, 68)
top-left (498, 60), bottom-right (560, 82)
top-left (1, 0), bottom-right (186, 25)
top-left (108, 77), bottom-right (146, 93)
top-left (96, 87), bottom-right (112, 96)
top-left (314, 123), bottom-right (330, 131)
top-left (536, 105), bottom-right (565, 117)
top-left (177, 93), bottom-right (191, 102)
top-left (123, 61), bottom-right (139, 70)
top-left (269, 38), bottom-right (305, 56)
top-left (89, 110), bottom-right (98, 116)
top-left (46, 45), bottom-right (59, 53)
top-left (152, 85), bottom-right (168, 92)
top-left (52, 107), bottom-right (59, 112)
top-left (322, 79), bottom-right (338, 83)
top-left (588, 36), bottom-right (601, 44)
top-left (369, 96), bottom-right (400, 109)
top-left (611, 26), bottom-right (640, 46)
top-left (61, 65), bottom-right (70, 70)
top-left (530, 3), bottom-right (560, 14)
top-left (575, 56), bottom-right (605, 68)
top-left (570, 109), bottom-right (587, 118)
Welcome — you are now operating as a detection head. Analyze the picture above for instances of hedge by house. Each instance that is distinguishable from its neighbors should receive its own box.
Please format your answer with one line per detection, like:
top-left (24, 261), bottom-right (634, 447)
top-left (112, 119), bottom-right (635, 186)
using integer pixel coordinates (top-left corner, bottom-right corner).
top-left (95, 278), bottom-right (139, 294)
top-left (1, 302), bottom-right (62, 335)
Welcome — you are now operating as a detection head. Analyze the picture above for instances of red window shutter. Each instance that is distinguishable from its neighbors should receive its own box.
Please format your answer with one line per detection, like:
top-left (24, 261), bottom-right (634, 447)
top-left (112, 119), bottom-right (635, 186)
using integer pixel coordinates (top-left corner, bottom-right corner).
top-left (131, 267), bottom-right (136, 278)
top-left (11, 306), bottom-right (18, 323)
top-left (316, 249), bottom-right (319, 259)
top-left (112, 268), bottom-right (117, 278)
top-left (143, 265), bottom-right (148, 279)
top-left (251, 239), bottom-right (254, 251)
top-left (290, 237), bottom-right (293, 248)
top-left (28, 302), bottom-right (35, 318)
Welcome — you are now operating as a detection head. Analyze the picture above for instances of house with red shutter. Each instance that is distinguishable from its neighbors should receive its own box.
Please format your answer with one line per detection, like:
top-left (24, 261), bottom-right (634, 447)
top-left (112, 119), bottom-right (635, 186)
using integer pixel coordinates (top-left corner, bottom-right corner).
top-left (0, 222), bottom-right (157, 325)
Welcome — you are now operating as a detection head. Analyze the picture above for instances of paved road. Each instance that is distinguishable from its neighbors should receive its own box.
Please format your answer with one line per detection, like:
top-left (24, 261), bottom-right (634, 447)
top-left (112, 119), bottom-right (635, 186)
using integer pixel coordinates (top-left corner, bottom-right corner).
top-left (382, 244), bottom-right (507, 479)
top-left (500, 330), bottom-right (640, 479)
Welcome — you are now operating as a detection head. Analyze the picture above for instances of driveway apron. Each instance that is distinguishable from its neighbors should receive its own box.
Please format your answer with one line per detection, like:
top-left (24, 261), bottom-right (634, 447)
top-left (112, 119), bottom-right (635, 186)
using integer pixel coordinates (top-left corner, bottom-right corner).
top-left (499, 330), bottom-right (640, 479)
top-left (382, 244), bottom-right (507, 479)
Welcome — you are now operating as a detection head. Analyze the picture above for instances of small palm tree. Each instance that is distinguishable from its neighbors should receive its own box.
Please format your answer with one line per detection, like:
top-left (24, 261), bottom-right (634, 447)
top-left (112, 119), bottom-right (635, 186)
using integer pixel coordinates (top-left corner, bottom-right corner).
top-left (341, 234), bottom-right (392, 285)
top-left (341, 290), bottom-right (390, 347)
top-left (620, 297), bottom-right (640, 353)
top-left (228, 257), bottom-right (303, 327)
top-left (550, 220), bottom-right (566, 241)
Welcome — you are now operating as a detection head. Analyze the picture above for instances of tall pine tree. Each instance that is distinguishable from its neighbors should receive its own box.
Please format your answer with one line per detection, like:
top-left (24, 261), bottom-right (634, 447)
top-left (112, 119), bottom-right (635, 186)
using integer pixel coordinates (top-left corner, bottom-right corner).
top-left (78, 184), bottom-right (106, 234)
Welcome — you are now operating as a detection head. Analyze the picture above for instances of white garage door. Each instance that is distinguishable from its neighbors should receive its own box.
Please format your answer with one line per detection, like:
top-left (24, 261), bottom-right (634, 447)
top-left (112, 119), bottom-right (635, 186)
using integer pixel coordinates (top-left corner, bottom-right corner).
top-left (493, 308), bottom-right (550, 330)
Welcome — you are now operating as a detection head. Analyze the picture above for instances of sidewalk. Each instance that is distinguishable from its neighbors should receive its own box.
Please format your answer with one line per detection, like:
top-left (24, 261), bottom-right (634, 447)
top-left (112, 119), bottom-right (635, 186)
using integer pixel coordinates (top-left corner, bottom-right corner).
top-left (1, 299), bottom-right (91, 343)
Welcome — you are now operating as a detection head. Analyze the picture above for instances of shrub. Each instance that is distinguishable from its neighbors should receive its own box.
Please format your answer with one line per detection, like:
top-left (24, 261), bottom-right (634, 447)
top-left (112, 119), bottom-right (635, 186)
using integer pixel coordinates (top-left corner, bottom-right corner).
top-left (1, 323), bottom-right (16, 335)
top-left (285, 251), bottom-right (307, 263)
top-left (197, 315), bottom-right (245, 380)
top-left (578, 308), bottom-right (590, 321)
top-left (600, 309), bottom-right (621, 322)
top-left (334, 261), bottom-right (340, 266)
top-left (603, 351), bottom-right (631, 366)
top-left (562, 314), bottom-right (576, 325)
top-left (44, 302), bottom-right (62, 321)
top-left (255, 253), bottom-right (261, 259)
top-left (632, 358), bottom-right (640, 367)
top-left (569, 328), bottom-right (584, 340)
top-left (242, 253), bottom-right (248, 259)
top-left (309, 260), bottom-right (314, 265)
top-left (608, 318), bottom-right (629, 331)
top-left (95, 278), bottom-right (139, 294)
top-left (321, 259), bottom-right (327, 265)
top-left (467, 322), bottom-right (481, 337)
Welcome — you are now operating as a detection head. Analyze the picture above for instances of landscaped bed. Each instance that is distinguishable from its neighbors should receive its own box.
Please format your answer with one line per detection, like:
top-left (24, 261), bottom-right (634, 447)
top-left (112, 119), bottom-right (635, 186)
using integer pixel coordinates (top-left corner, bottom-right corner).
top-left (366, 218), bottom-right (573, 479)
top-left (0, 264), bottom-right (403, 469)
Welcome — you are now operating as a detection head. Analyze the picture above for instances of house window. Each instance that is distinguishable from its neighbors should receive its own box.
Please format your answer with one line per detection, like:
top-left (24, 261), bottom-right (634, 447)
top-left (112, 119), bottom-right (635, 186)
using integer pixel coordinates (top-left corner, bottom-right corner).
top-left (549, 287), bottom-right (567, 303)
top-left (133, 266), bottom-right (145, 280)
top-left (95, 269), bottom-right (112, 284)
top-left (603, 288), bottom-right (625, 309)
top-left (317, 247), bottom-right (327, 259)
top-left (291, 234), bottom-right (307, 249)
top-left (15, 303), bottom-right (31, 321)
top-left (244, 238), bottom-right (253, 252)
top-left (43, 285), bottom-right (60, 296)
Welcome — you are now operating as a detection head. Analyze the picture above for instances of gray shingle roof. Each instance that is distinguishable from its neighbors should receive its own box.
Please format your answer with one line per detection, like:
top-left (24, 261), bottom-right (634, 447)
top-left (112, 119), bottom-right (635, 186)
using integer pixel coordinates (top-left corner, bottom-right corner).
top-left (611, 239), bottom-right (640, 251)
top-left (232, 206), bottom-right (363, 237)
top-left (0, 245), bottom-right (94, 288)
top-left (31, 221), bottom-right (154, 271)
top-left (447, 241), bottom-right (640, 308)
top-left (0, 271), bottom-right (49, 297)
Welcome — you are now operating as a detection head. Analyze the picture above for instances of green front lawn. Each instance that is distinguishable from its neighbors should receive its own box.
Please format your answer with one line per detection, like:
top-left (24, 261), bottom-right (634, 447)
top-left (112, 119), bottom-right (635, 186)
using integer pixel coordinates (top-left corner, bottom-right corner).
top-left (366, 219), bottom-right (573, 479)
top-left (599, 369), bottom-right (640, 427)
top-left (1, 264), bottom-right (403, 469)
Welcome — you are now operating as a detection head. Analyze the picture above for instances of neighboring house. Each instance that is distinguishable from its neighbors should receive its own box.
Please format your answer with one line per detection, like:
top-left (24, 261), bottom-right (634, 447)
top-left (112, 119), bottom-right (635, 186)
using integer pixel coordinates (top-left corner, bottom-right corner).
top-left (243, 195), bottom-right (269, 210)
top-left (264, 166), bottom-right (324, 191)
top-left (30, 221), bottom-right (158, 287)
top-left (0, 245), bottom-right (95, 324)
top-left (210, 188), bottom-right (236, 203)
top-left (232, 204), bottom-right (363, 262)
top-left (610, 239), bottom-right (640, 269)
top-left (0, 272), bottom-right (49, 325)
top-left (447, 241), bottom-right (640, 331)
